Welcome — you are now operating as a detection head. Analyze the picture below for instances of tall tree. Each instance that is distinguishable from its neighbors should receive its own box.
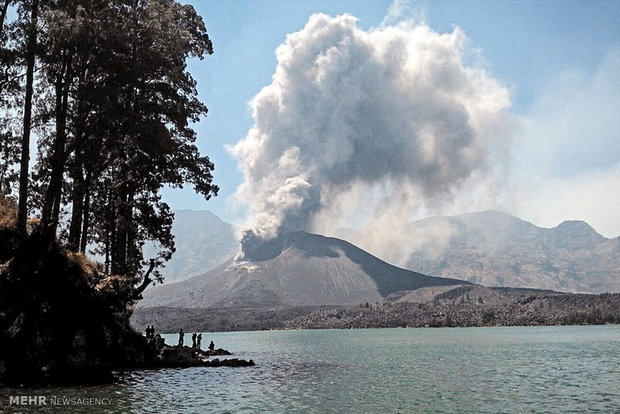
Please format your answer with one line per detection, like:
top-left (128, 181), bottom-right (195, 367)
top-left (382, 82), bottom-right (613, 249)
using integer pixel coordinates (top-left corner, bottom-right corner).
top-left (96, 0), bottom-right (218, 280)
top-left (16, 0), bottom-right (37, 236)
top-left (39, 5), bottom-right (73, 234)
top-left (0, 0), bottom-right (18, 197)
top-left (2, 0), bottom-right (218, 294)
top-left (24, 0), bottom-right (219, 287)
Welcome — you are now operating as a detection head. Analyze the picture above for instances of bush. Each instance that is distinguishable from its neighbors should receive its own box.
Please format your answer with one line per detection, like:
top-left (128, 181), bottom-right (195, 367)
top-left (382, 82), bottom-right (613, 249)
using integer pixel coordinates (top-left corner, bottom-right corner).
top-left (0, 195), bottom-right (17, 228)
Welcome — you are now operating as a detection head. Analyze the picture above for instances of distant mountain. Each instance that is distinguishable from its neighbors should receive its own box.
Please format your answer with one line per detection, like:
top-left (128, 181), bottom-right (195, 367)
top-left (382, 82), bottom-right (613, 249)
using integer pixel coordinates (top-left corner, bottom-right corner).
top-left (139, 231), bottom-right (469, 308)
top-left (144, 209), bottom-right (618, 297)
top-left (387, 211), bottom-right (619, 293)
top-left (144, 210), bottom-right (238, 282)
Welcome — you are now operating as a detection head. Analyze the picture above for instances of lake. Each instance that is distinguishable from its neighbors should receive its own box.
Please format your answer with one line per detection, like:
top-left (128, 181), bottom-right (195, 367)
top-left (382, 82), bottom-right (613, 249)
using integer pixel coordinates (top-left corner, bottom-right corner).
top-left (1, 325), bottom-right (618, 413)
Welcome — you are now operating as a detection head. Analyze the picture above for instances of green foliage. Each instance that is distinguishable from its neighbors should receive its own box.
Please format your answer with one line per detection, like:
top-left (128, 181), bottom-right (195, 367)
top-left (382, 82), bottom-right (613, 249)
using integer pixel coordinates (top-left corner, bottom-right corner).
top-left (2, 0), bottom-right (218, 286)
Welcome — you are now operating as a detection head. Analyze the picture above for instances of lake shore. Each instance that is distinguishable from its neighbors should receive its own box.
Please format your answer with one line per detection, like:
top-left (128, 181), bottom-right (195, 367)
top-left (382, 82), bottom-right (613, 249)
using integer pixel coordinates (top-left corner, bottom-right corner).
top-left (132, 291), bottom-right (620, 333)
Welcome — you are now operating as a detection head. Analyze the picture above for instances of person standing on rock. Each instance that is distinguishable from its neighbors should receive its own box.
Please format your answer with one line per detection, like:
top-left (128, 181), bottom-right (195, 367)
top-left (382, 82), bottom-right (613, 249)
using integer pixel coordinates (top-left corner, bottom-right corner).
top-left (197, 333), bottom-right (202, 350)
top-left (192, 332), bottom-right (197, 348)
top-left (154, 333), bottom-right (164, 351)
top-left (209, 340), bottom-right (215, 352)
top-left (178, 329), bottom-right (184, 347)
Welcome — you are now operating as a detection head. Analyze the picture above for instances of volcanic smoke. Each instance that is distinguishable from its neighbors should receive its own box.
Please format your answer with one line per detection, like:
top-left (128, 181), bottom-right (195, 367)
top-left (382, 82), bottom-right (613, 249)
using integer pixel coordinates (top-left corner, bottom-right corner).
top-left (230, 13), bottom-right (512, 261)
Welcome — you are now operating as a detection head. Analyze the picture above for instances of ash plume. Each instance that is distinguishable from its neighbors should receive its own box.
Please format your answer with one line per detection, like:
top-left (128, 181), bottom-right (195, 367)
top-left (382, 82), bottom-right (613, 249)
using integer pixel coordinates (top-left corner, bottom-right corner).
top-left (230, 13), bottom-right (512, 260)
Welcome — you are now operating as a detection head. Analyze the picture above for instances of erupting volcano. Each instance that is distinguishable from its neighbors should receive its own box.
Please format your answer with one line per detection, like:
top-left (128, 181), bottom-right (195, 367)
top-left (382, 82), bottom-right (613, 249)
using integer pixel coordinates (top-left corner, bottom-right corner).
top-left (140, 231), bottom-right (469, 309)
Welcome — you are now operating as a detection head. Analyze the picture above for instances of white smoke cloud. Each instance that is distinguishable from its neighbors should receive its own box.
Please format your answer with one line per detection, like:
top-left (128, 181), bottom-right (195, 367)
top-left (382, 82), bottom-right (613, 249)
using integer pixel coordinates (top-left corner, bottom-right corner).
top-left (381, 0), bottom-right (426, 28)
top-left (511, 49), bottom-right (620, 238)
top-left (230, 13), bottom-right (513, 255)
top-left (514, 167), bottom-right (620, 239)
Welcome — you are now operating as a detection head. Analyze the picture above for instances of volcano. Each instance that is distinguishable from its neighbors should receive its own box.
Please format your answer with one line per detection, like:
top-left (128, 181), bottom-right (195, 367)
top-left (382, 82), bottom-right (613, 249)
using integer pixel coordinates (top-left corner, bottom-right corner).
top-left (139, 231), bottom-right (469, 308)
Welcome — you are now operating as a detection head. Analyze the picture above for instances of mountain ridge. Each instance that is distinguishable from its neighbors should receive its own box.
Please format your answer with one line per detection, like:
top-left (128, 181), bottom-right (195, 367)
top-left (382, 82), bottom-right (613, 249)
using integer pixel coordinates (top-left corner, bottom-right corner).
top-left (388, 210), bottom-right (618, 293)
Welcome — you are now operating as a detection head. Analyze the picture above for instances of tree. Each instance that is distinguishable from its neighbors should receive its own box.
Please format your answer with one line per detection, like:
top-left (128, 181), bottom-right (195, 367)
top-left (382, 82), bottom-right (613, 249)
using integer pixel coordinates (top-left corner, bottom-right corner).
top-left (62, 0), bottom-right (218, 282)
top-left (0, 0), bottom-right (20, 200)
top-left (0, 0), bottom-right (13, 36)
top-left (5, 0), bottom-right (218, 290)
top-left (16, 0), bottom-right (37, 236)
top-left (1, 1), bottom-right (220, 385)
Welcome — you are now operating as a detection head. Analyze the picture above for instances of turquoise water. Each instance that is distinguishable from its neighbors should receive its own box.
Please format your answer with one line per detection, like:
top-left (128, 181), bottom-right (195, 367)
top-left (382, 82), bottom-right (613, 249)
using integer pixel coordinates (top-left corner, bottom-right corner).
top-left (1, 325), bottom-right (619, 413)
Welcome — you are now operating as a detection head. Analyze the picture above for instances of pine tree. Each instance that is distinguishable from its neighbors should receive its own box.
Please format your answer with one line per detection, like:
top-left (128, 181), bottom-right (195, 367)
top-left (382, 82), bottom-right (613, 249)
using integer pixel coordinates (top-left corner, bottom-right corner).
top-left (5, 0), bottom-right (218, 290)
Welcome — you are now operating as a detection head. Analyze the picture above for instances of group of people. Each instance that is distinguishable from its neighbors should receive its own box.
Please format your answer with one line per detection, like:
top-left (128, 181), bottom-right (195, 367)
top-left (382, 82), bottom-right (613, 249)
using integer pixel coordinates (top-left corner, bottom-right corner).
top-left (177, 328), bottom-right (215, 351)
top-left (145, 325), bottom-right (157, 338)
top-left (144, 325), bottom-right (165, 350)
top-left (145, 326), bottom-right (215, 351)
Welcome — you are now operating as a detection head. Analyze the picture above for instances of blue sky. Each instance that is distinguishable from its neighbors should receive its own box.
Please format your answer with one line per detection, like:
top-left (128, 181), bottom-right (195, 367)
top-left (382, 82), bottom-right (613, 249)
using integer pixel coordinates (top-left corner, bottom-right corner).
top-left (166, 0), bottom-right (620, 238)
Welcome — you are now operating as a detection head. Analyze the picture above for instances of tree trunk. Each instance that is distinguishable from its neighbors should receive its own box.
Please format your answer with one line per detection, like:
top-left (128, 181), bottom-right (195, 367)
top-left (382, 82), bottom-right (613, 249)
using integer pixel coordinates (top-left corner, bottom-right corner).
top-left (104, 229), bottom-right (110, 274)
top-left (79, 170), bottom-right (92, 253)
top-left (0, 0), bottom-right (11, 38)
top-left (106, 187), bottom-right (114, 274)
top-left (125, 190), bottom-right (138, 277)
top-left (68, 168), bottom-right (84, 251)
top-left (16, 0), bottom-right (38, 236)
top-left (69, 69), bottom-right (89, 251)
top-left (68, 143), bottom-right (85, 250)
top-left (41, 52), bottom-right (72, 234)
top-left (111, 184), bottom-right (128, 275)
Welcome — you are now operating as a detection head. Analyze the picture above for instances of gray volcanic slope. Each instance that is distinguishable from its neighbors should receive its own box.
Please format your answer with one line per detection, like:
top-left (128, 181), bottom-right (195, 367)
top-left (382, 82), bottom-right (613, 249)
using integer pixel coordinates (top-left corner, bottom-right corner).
top-left (139, 231), bottom-right (469, 308)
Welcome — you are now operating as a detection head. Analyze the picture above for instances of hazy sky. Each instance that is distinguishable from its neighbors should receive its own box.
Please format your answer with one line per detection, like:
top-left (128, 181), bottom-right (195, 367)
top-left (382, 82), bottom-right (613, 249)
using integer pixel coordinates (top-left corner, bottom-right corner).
top-left (166, 0), bottom-right (620, 238)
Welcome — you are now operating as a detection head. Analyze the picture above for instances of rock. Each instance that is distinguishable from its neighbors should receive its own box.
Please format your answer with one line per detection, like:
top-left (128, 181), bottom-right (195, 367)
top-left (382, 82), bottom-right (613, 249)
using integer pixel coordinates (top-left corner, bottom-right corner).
top-left (204, 358), bottom-right (255, 367)
top-left (157, 345), bottom-right (254, 368)
top-left (160, 346), bottom-right (202, 367)
top-left (205, 347), bottom-right (232, 356)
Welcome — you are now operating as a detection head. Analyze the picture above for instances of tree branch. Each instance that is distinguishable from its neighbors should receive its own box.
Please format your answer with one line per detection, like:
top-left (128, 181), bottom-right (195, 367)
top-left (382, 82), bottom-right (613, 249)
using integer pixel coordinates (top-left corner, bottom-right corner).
top-left (132, 259), bottom-right (156, 299)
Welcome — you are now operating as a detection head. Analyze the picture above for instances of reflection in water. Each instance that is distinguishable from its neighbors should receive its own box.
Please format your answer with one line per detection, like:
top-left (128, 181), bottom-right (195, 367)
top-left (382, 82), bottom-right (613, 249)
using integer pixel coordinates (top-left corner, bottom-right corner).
top-left (1, 325), bottom-right (618, 413)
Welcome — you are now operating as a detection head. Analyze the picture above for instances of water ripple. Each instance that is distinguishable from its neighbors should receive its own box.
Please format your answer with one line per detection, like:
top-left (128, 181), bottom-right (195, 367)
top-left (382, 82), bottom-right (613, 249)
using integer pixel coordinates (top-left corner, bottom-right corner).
top-left (0, 326), bottom-right (618, 413)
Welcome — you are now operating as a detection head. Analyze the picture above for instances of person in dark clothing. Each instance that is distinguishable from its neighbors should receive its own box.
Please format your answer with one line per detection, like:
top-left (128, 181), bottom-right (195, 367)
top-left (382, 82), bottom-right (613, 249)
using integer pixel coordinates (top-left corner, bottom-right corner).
top-left (208, 340), bottom-right (215, 351)
top-left (154, 333), bottom-right (164, 351)
top-left (192, 332), bottom-right (197, 348)
top-left (178, 329), bottom-right (184, 346)
top-left (197, 333), bottom-right (202, 350)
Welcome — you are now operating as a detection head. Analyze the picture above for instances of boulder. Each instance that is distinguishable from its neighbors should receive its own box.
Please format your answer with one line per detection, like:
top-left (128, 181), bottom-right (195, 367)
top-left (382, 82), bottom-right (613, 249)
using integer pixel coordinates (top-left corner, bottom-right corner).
top-left (204, 358), bottom-right (255, 367)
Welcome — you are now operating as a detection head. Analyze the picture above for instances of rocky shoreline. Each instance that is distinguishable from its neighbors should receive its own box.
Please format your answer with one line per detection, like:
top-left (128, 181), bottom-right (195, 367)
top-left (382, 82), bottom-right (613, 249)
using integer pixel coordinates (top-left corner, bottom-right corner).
top-left (148, 335), bottom-right (255, 368)
top-left (283, 293), bottom-right (620, 330)
top-left (133, 290), bottom-right (620, 332)
top-left (156, 344), bottom-right (254, 368)
top-left (0, 229), bottom-right (254, 387)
